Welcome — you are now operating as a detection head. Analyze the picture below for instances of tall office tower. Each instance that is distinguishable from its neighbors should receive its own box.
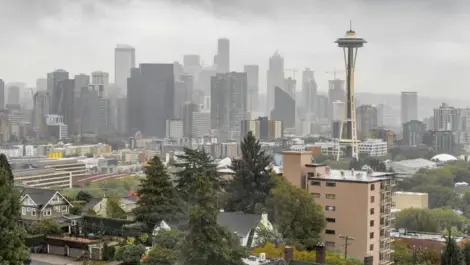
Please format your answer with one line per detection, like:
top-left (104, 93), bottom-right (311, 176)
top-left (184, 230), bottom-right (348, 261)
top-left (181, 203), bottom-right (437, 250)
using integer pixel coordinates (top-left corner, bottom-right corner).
top-left (433, 103), bottom-right (458, 131)
top-left (73, 74), bottom-right (90, 134)
top-left (182, 101), bottom-right (200, 138)
top-left (356, 105), bottom-right (378, 141)
top-left (214, 38), bottom-right (230, 73)
top-left (47, 69), bottom-right (69, 114)
top-left (284, 77), bottom-right (296, 99)
top-left (174, 74), bottom-right (194, 119)
top-left (401, 91), bottom-right (418, 124)
top-left (270, 86), bottom-right (295, 129)
top-left (244, 65), bottom-right (259, 113)
top-left (197, 67), bottom-right (217, 96)
top-left (7, 85), bottom-right (20, 105)
top-left (55, 79), bottom-right (75, 135)
top-left (80, 86), bottom-right (99, 134)
top-left (192, 111), bottom-right (211, 139)
top-left (377, 104), bottom-right (399, 128)
top-left (116, 97), bottom-right (127, 135)
top-left (127, 64), bottom-right (174, 137)
top-left (115, 44), bottom-right (136, 95)
top-left (32, 91), bottom-right (50, 132)
top-left (92, 71), bottom-right (109, 87)
top-left (403, 120), bottom-right (426, 146)
top-left (328, 79), bottom-right (346, 120)
top-left (316, 94), bottom-right (329, 120)
top-left (183, 54), bottom-right (202, 83)
top-left (0, 79), bottom-right (4, 109)
top-left (267, 51), bottom-right (284, 115)
top-left (241, 116), bottom-right (283, 142)
top-left (173, 62), bottom-right (184, 80)
top-left (302, 68), bottom-right (317, 114)
top-left (335, 26), bottom-right (366, 159)
top-left (211, 72), bottom-right (247, 141)
top-left (36, 78), bottom-right (47, 91)
top-left (332, 101), bottom-right (345, 121)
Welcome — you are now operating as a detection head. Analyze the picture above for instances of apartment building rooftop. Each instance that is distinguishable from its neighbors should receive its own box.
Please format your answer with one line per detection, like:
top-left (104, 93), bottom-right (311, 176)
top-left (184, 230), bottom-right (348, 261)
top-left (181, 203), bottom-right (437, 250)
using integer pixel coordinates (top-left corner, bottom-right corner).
top-left (306, 166), bottom-right (393, 183)
top-left (391, 229), bottom-right (467, 243)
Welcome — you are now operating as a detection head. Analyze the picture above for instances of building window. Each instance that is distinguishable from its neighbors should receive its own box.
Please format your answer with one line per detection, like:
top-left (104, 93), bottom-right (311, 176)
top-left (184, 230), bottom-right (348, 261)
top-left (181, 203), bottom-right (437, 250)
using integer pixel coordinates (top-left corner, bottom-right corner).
top-left (22, 207), bottom-right (26, 215)
top-left (44, 208), bottom-right (52, 216)
top-left (370, 220), bottom-right (374, 227)
top-left (32, 209), bottom-right (36, 216)
top-left (371, 184), bottom-right (375, 191)
top-left (326, 218), bottom-right (336, 223)
top-left (325, 229), bottom-right (335, 235)
top-left (370, 232), bottom-right (374, 239)
top-left (370, 208), bottom-right (375, 215)
top-left (325, 206), bottom-right (336, 212)
top-left (312, 193), bottom-right (321, 198)
top-left (62, 205), bottom-right (68, 213)
top-left (370, 196), bottom-right (375, 203)
top-left (54, 206), bottom-right (60, 212)
top-left (370, 244), bottom-right (374, 251)
top-left (325, 241), bottom-right (335, 247)
top-left (326, 194), bottom-right (336, 199)
top-left (311, 181), bottom-right (321, 186)
top-left (326, 182), bottom-right (336, 187)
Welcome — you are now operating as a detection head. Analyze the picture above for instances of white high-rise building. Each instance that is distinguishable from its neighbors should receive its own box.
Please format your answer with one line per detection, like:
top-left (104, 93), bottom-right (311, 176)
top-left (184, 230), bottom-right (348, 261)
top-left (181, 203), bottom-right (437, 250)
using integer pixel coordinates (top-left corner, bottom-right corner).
top-left (358, 139), bottom-right (388, 157)
top-left (115, 45), bottom-right (136, 96)
top-left (166, 119), bottom-right (183, 139)
top-left (401, 91), bottom-right (418, 124)
top-left (332, 101), bottom-right (344, 121)
top-left (192, 111), bottom-right (211, 139)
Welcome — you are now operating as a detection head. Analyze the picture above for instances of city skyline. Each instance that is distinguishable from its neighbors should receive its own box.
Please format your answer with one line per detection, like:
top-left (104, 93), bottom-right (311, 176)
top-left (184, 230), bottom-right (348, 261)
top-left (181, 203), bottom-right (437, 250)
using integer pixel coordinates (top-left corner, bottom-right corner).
top-left (1, 0), bottom-right (470, 97)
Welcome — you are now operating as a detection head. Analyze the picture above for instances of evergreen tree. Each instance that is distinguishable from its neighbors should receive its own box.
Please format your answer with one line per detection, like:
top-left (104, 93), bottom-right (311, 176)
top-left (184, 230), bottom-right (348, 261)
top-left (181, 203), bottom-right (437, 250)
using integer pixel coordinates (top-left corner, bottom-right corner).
top-left (133, 155), bottom-right (181, 230)
top-left (441, 230), bottom-right (463, 265)
top-left (463, 243), bottom-right (470, 265)
top-left (0, 167), bottom-right (29, 264)
top-left (181, 174), bottom-right (246, 265)
top-left (175, 148), bottom-right (223, 203)
top-left (230, 131), bottom-right (274, 213)
top-left (0, 153), bottom-right (14, 180)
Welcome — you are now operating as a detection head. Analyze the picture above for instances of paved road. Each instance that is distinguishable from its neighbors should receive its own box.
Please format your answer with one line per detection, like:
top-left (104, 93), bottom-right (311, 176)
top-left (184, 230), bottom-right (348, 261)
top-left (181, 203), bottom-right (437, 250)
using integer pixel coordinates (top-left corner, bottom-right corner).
top-left (30, 254), bottom-right (80, 265)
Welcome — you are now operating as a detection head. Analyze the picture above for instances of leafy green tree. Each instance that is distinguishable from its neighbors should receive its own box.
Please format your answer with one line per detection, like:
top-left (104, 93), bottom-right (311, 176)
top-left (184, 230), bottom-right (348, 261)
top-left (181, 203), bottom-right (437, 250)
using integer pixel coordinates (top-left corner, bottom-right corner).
top-left (144, 230), bottom-right (185, 265)
top-left (106, 197), bottom-right (127, 219)
top-left (143, 247), bottom-right (177, 265)
top-left (115, 244), bottom-right (146, 265)
top-left (133, 155), bottom-right (181, 230)
top-left (153, 229), bottom-right (184, 249)
top-left (175, 148), bottom-right (223, 203)
top-left (181, 174), bottom-right (246, 265)
top-left (267, 175), bottom-right (326, 250)
top-left (28, 220), bottom-right (62, 236)
top-left (76, 191), bottom-right (93, 202)
top-left (463, 242), bottom-right (470, 265)
top-left (229, 131), bottom-right (274, 213)
top-left (0, 168), bottom-right (29, 264)
top-left (441, 230), bottom-right (463, 265)
top-left (395, 208), bottom-right (466, 233)
top-left (0, 153), bottom-right (14, 180)
top-left (410, 185), bottom-right (457, 208)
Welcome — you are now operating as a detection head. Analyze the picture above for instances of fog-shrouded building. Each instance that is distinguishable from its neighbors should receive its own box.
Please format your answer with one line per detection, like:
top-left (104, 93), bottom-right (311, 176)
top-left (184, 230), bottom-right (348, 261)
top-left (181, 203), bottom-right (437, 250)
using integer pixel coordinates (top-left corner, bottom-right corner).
top-left (302, 68), bottom-right (317, 116)
top-left (174, 74), bottom-right (194, 119)
top-left (127, 64), bottom-right (175, 137)
top-left (356, 105), bottom-right (378, 141)
top-left (211, 72), bottom-right (247, 142)
top-left (328, 79), bottom-right (345, 120)
top-left (241, 117), bottom-right (283, 142)
top-left (56, 79), bottom-right (75, 135)
top-left (192, 111), bottom-right (211, 139)
top-left (47, 69), bottom-right (69, 114)
top-left (214, 38), bottom-right (230, 73)
top-left (401, 91), bottom-right (418, 124)
top-left (0, 79), bottom-right (4, 109)
top-left (270, 86), bottom-right (295, 129)
top-left (182, 102), bottom-right (200, 138)
top-left (115, 45), bottom-right (136, 96)
top-left (403, 120), bottom-right (426, 147)
top-left (244, 65), bottom-right (259, 114)
top-left (32, 91), bottom-right (50, 133)
top-left (284, 77), bottom-right (296, 99)
top-left (7, 85), bottom-right (20, 105)
top-left (433, 103), bottom-right (458, 131)
top-left (267, 52), bottom-right (284, 115)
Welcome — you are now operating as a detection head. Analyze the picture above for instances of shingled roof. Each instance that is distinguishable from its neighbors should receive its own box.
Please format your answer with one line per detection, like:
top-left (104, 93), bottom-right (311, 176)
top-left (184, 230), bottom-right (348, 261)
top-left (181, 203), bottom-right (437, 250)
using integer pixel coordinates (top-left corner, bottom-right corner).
top-left (217, 212), bottom-right (263, 236)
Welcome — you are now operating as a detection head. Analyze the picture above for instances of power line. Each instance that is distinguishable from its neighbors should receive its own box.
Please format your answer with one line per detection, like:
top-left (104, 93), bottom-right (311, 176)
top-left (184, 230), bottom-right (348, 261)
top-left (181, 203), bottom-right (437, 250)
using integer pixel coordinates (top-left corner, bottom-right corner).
top-left (338, 235), bottom-right (355, 259)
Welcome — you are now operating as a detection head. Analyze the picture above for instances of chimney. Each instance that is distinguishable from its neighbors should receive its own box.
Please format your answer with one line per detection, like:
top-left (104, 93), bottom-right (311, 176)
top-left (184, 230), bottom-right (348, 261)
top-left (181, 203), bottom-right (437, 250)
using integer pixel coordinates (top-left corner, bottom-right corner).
top-left (364, 255), bottom-right (373, 265)
top-left (315, 244), bottom-right (326, 264)
top-left (261, 212), bottom-right (268, 225)
top-left (283, 246), bottom-right (294, 261)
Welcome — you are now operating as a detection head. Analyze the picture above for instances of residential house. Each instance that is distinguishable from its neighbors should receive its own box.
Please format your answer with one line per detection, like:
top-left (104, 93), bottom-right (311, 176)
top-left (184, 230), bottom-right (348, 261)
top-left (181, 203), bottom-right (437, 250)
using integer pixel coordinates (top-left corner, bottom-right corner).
top-left (81, 196), bottom-right (138, 221)
top-left (17, 185), bottom-right (79, 232)
top-left (217, 211), bottom-right (274, 248)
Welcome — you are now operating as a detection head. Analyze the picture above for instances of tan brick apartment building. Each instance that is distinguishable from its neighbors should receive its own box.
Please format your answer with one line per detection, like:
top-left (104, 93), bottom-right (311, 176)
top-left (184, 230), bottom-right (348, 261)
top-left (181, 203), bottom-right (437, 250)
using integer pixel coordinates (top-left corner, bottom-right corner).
top-left (282, 151), bottom-right (395, 265)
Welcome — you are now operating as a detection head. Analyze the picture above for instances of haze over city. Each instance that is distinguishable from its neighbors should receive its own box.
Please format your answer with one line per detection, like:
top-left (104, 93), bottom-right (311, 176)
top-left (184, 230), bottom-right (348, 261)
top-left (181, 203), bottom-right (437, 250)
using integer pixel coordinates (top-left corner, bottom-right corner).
top-left (2, 0), bottom-right (470, 97)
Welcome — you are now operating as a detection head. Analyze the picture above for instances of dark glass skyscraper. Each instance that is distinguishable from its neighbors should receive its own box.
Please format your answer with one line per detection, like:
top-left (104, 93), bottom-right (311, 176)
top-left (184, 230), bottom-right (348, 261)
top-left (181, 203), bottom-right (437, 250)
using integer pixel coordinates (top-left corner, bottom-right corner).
top-left (270, 86), bottom-right (295, 128)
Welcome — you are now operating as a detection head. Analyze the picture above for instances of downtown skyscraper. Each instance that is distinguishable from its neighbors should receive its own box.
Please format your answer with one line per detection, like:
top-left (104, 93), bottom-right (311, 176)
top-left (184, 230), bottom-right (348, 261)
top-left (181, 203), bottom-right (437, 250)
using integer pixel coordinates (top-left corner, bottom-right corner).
top-left (115, 45), bottom-right (136, 96)
top-left (244, 65), bottom-right (259, 115)
top-left (214, 38), bottom-right (230, 73)
top-left (267, 52), bottom-right (284, 116)
top-left (127, 64), bottom-right (174, 137)
top-left (401, 91), bottom-right (418, 124)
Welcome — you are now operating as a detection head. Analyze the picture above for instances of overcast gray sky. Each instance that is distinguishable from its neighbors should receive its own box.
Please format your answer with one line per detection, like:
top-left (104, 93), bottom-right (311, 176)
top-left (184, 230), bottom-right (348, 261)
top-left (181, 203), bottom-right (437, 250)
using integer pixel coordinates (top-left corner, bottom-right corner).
top-left (1, 0), bottom-right (469, 97)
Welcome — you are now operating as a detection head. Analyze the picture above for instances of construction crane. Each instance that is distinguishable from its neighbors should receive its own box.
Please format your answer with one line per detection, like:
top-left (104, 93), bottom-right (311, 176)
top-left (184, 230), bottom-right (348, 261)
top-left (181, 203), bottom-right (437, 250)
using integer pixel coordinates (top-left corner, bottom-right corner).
top-left (284, 69), bottom-right (299, 80)
top-left (326, 68), bottom-right (345, 80)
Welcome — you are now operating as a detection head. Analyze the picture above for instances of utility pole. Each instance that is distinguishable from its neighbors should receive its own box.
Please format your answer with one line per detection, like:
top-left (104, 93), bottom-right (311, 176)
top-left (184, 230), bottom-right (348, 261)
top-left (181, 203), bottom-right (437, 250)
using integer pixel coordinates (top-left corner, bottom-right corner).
top-left (339, 235), bottom-right (355, 259)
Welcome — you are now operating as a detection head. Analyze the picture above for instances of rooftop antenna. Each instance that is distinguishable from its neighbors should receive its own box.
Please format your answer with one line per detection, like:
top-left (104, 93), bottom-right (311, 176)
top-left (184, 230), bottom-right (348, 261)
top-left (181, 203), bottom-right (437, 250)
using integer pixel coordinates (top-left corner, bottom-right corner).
top-left (349, 20), bottom-right (352, 31)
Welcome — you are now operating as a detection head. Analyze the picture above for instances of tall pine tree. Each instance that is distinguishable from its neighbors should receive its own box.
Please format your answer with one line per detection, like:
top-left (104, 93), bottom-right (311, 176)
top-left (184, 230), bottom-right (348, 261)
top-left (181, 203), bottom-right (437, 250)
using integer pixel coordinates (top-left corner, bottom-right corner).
top-left (175, 148), bottom-right (223, 203)
top-left (229, 131), bottom-right (274, 213)
top-left (0, 153), bottom-right (14, 180)
top-left (181, 173), bottom-right (246, 265)
top-left (133, 155), bottom-right (181, 230)
top-left (0, 167), bottom-right (29, 264)
top-left (441, 230), bottom-right (463, 265)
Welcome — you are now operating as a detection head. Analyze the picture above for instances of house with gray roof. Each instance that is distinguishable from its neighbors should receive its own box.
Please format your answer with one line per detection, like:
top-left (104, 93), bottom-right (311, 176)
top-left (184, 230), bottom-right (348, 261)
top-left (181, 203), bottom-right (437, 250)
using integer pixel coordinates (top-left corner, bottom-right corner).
top-left (81, 196), bottom-right (138, 220)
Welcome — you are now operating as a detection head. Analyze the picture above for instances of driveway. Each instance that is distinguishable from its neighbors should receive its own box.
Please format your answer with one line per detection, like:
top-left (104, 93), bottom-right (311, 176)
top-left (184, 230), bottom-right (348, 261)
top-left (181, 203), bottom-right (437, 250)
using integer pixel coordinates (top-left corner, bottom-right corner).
top-left (30, 254), bottom-right (81, 265)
